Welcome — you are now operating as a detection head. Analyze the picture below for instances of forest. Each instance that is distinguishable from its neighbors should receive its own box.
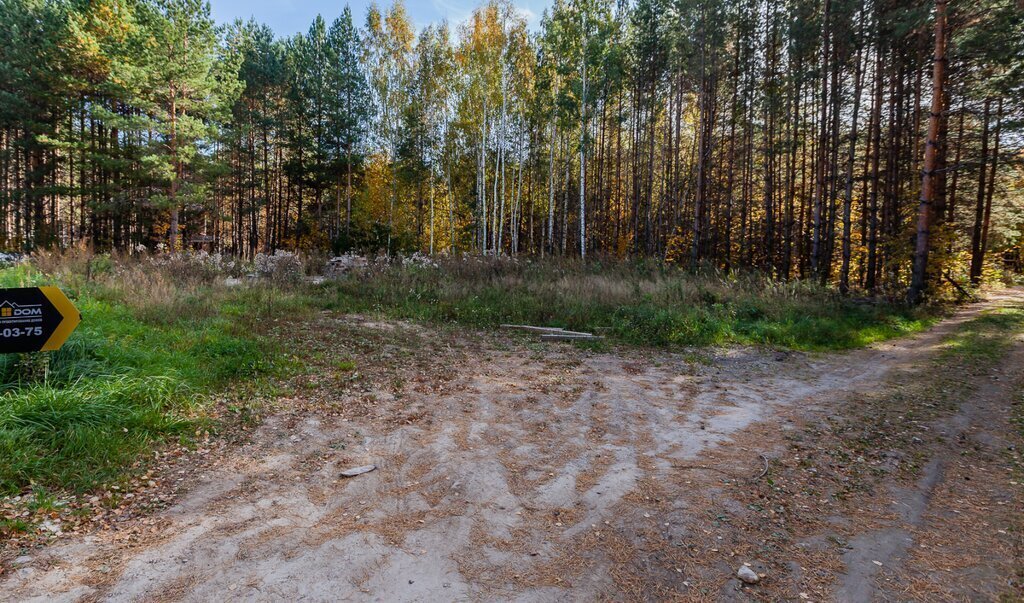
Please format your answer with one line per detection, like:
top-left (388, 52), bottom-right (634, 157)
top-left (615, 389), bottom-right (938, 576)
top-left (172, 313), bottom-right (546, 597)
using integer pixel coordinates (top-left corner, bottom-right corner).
top-left (1, 0), bottom-right (1022, 300)
top-left (4, 2), bottom-right (1024, 597)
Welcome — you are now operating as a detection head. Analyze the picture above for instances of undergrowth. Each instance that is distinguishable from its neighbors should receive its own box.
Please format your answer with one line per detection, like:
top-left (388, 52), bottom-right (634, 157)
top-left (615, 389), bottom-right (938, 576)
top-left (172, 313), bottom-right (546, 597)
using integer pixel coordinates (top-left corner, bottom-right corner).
top-left (0, 262), bottom-right (289, 496)
top-left (0, 253), bottom-right (947, 499)
top-left (318, 258), bottom-right (936, 351)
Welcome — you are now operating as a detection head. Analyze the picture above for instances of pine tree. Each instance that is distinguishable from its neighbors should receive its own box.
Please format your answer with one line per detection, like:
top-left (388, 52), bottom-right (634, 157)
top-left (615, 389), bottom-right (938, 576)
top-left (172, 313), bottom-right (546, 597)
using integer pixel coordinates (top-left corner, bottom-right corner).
top-left (327, 7), bottom-right (372, 241)
top-left (135, 0), bottom-right (237, 249)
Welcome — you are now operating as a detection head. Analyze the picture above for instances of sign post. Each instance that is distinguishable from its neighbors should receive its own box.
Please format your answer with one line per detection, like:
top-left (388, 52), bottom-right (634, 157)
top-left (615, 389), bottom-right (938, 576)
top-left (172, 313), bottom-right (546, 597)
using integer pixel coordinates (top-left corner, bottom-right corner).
top-left (0, 287), bottom-right (81, 354)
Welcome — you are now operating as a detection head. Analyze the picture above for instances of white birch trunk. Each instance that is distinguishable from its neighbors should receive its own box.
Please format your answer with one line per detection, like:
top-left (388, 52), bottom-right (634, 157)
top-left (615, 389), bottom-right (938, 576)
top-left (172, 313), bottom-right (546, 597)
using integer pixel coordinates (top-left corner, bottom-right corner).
top-left (429, 167), bottom-right (435, 255)
top-left (480, 111), bottom-right (487, 254)
top-left (547, 119), bottom-right (556, 256)
top-left (512, 132), bottom-right (524, 254)
top-left (562, 136), bottom-right (569, 255)
top-left (447, 166), bottom-right (455, 253)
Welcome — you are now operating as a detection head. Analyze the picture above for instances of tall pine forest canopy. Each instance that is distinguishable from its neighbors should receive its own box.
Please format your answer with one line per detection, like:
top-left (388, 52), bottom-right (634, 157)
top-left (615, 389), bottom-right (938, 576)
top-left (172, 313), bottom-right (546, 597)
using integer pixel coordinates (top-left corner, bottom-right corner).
top-left (1, 0), bottom-right (1023, 299)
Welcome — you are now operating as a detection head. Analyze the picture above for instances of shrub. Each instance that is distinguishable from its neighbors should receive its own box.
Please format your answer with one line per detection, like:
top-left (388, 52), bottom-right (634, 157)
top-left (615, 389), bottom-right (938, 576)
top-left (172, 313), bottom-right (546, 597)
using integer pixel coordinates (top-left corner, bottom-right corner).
top-left (254, 250), bottom-right (303, 283)
top-left (148, 251), bottom-right (247, 282)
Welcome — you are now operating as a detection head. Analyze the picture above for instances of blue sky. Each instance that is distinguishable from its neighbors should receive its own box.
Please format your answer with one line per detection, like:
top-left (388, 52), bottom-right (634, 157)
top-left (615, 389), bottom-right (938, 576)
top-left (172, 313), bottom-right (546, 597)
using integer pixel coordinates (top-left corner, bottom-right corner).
top-left (209, 0), bottom-right (550, 39)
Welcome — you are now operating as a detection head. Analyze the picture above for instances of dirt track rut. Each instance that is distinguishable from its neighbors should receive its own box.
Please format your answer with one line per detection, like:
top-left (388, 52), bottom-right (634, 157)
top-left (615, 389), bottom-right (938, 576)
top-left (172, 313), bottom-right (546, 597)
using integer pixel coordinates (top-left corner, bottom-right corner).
top-left (3, 292), bottom-right (1022, 602)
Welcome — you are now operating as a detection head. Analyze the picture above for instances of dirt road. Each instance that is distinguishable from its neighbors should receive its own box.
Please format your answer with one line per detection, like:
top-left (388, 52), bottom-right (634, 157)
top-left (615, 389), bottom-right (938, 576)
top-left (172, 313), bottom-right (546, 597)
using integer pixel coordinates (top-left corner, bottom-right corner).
top-left (3, 292), bottom-right (1022, 602)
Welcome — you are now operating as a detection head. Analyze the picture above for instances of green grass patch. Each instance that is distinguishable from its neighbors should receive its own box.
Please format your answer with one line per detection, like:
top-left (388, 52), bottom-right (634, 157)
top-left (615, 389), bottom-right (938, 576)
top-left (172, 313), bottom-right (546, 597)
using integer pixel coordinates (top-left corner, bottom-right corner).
top-left (0, 264), bottom-right (286, 496)
top-left (940, 307), bottom-right (1024, 367)
top-left (317, 259), bottom-right (936, 351)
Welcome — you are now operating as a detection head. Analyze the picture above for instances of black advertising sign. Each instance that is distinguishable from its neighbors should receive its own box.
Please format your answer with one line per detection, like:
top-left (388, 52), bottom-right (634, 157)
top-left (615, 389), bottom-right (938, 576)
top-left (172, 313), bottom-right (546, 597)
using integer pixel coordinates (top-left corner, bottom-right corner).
top-left (0, 287), bottom-right (81, 353)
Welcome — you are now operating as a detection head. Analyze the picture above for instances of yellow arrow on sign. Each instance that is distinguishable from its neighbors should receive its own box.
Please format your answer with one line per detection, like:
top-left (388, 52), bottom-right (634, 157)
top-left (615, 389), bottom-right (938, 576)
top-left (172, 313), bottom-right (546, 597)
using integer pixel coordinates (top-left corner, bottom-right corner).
top-left (39, 286), bottom-right (81, 351)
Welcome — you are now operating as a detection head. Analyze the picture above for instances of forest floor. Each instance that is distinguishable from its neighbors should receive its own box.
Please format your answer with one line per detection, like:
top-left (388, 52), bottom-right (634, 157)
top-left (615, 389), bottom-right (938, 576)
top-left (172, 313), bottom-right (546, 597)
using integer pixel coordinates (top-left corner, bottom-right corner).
top-left (1, 288), bottom-right (1022, 602)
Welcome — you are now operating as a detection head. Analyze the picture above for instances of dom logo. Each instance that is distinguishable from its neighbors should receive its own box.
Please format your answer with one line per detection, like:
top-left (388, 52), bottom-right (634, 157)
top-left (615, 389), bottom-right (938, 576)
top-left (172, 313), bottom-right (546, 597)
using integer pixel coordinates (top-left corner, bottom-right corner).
top-left (0, 302), bottom-right (43, 318)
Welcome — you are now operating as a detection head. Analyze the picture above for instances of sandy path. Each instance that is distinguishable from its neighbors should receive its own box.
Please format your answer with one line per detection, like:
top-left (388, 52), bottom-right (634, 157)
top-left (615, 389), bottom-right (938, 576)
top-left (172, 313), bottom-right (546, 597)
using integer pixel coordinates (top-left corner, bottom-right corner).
top-left (2, 292), bottom-right (1021, 602)
top-left (834, 289), bottom-right (1024, 601)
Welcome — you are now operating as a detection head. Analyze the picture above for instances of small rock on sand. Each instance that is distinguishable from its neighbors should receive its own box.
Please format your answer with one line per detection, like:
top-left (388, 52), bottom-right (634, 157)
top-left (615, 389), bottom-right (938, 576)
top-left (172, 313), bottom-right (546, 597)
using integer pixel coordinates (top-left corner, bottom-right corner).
top-left (737, 565), bottom-right (760, 584)
top-left (340, 464), bottom-right (377, 478)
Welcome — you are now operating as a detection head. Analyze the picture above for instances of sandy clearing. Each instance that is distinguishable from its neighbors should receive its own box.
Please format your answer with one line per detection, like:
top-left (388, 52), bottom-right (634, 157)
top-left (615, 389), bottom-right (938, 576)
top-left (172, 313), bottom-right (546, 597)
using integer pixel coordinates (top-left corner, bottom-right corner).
top-left (2, 292), bottom-right (1022, 602)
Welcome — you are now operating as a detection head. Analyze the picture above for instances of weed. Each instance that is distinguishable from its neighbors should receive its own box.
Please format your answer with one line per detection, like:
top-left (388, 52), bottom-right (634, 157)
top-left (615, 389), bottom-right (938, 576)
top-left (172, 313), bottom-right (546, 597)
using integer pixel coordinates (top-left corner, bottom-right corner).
top-left (0, 518), bottom-right (30, 534)
top-left (26, 487), bottom-right (62, 513)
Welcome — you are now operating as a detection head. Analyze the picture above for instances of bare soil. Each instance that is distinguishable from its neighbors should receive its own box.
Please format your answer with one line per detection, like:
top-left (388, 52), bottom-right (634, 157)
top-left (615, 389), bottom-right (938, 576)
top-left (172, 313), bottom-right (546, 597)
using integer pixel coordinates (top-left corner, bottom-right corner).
top-left (2, 291), bottom-right (1022, 602)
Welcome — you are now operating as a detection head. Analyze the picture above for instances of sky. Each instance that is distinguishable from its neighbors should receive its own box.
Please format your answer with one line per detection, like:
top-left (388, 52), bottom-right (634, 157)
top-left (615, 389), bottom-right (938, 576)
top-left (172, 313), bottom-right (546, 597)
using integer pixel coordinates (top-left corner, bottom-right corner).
top-left (209, 0), bottom-right (550, 39)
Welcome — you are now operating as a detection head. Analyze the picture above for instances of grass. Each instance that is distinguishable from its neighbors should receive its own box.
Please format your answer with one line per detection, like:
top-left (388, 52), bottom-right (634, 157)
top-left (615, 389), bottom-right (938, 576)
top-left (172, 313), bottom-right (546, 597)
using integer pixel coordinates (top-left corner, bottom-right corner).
top-left (824, 305), bottom-right (1024, 486)
top-left (317, 258), bottom-right (936, 351)
top-left (942, 307), bottom-right (1024, 367)
top-left (0, 262), bottom-right (288, 496)
top-left (0, 253), bottom-right (944, 500)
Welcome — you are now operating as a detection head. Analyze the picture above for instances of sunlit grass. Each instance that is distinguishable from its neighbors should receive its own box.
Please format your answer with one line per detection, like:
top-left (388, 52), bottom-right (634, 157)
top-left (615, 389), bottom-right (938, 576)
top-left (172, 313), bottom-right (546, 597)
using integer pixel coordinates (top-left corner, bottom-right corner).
top-left (941, 307), bottom-right (1024, 366)
top-left (0, 263), bottom-right (284, 495)
top-left (0, 254), bottom-right (951, 496)
top-left (318, 258), bottom-right (937, 351)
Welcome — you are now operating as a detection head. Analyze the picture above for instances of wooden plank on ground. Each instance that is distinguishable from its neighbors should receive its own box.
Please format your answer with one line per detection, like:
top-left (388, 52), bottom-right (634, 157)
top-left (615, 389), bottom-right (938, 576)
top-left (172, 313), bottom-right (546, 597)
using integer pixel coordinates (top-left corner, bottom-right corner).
top-left (501, 324), bottom-right (594, 337)
top-left (500, 324), bottom-right (565, 333)
top-left (540, 334), bottom-right (604, 342)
